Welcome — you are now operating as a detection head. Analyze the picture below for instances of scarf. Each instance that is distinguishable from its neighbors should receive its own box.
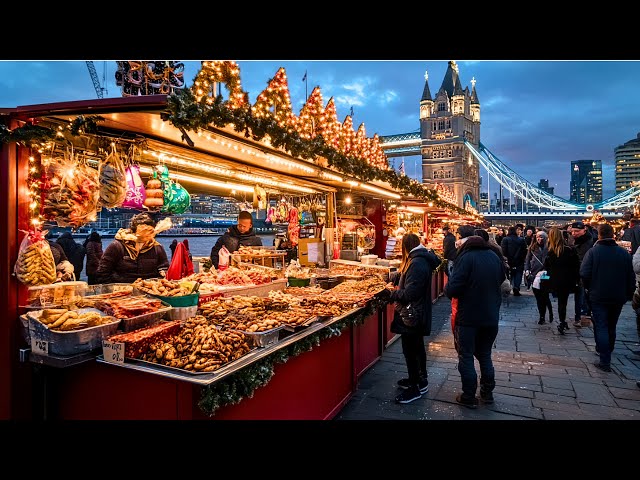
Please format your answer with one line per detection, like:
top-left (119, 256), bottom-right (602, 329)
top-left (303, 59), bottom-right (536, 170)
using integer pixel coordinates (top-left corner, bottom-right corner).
top-left (114, 228), bottom-right (160, 261)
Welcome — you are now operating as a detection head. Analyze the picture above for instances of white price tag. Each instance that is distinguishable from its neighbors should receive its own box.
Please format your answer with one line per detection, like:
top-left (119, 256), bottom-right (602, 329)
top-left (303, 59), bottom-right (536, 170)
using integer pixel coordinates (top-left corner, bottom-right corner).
top-left (102, 341), bottom-right (125, 364)
top-left (31, 338), bottom-right (48, 355)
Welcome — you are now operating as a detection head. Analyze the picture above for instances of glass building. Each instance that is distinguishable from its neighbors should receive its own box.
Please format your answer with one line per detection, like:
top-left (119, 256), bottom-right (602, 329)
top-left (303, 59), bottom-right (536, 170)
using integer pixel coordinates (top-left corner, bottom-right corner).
top-left (570, 160), bottom-right (602, 204)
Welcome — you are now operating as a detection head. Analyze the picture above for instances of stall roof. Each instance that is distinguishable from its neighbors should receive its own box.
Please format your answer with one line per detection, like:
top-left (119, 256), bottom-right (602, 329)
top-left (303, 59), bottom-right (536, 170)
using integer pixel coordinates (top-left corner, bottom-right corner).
top-left (9, 95), bottom-right (402, 200)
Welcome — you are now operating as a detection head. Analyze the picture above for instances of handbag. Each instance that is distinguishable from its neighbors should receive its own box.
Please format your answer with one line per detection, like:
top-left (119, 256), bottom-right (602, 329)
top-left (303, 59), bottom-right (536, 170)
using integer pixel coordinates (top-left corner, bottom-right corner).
top-left (396, 302), bottom-right (421, 327)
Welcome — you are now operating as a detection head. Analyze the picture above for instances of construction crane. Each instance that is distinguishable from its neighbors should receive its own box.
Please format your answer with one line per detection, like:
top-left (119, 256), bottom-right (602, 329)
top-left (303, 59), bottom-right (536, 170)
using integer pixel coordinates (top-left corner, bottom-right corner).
top-left (86, 61), bottom-right (106, 98)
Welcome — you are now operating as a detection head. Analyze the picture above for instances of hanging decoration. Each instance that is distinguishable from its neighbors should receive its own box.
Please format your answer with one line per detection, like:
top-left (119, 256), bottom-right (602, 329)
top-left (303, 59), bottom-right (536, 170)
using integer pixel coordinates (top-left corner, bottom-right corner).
top-left (143, 170), bottom-right (164, 211)
top-left (0, 123), bottom-right (56, 146)
top-left (98, 143), bottom-right (128, 208)
top-left (157, 164), bottom-right (191, 214)
top-left (115, 61), bottom-right (185, 96)
top-left (192, 60), bottom-right (248, 109)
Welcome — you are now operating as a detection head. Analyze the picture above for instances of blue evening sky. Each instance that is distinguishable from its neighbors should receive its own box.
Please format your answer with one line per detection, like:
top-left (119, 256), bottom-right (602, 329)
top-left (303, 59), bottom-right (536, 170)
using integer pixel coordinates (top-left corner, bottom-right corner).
top-left (1, 60), bottom-right (638, 200)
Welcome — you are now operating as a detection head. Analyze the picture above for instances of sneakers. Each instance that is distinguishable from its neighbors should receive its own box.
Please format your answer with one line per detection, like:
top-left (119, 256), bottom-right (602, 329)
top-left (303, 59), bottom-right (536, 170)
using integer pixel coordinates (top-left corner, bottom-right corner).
top-left (512, 289), bottom-right (521, 296)
top-left (538, 317), bottom-right (545, 325)
top-left (397, 377), bottom-right (429, 394)
top-left (455, 393), bottom-right (479, 409)
top-left (479, 390), bottom-right (494, 404)
top-left (593, 362), bottom-right (612, 373)
top-left (395, 386), bottom-right (422, 404)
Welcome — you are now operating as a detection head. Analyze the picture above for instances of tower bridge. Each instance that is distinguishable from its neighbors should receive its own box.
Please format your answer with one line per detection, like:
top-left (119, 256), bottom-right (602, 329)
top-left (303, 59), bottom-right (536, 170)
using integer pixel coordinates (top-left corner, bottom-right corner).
top-left (379, 61), bottom-right (640, 217)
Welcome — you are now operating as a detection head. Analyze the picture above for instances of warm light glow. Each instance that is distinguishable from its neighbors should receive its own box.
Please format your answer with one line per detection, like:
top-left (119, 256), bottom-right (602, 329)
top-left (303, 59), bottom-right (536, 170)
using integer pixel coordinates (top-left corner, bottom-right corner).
top-left (344, 196), bottom-right (352, 204)
top-left (360, 183), bottom-right (402, 199)
top-left (138, 166), bottom-right (254, 193)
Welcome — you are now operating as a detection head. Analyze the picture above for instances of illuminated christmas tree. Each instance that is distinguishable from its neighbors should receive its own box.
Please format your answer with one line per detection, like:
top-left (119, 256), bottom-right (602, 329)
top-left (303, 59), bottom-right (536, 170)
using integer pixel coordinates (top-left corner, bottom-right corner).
top-left (370, 134), bottom-right (389, 170)
top-left (297, 86), bottom-right (324, 140)
top-left (353, 123), bottom-right (367, 160)
top-left (319, 97), bottom-right (341, 149)
top-left (192, 61), bottom-right (248, 109)
top-left (252, 67), bottom-right (297, 132)
top-left (338, 115), bottom-right (356, 156)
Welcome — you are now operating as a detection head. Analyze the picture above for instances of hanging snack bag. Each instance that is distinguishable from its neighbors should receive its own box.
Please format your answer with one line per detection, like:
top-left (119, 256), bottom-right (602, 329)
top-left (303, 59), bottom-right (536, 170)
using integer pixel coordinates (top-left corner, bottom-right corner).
top-left (43, 152), bottom-right (100, 230)
top-left (143, 170), bottom-right (164, 211)
top-left (218, 246), bottom-right (231, 271)
top-left (14, 230), bottom-right (57, 286)
top-left (99, 144), bottom-right (128, 208)
top-left (122, 163), bottom-right (147, 210)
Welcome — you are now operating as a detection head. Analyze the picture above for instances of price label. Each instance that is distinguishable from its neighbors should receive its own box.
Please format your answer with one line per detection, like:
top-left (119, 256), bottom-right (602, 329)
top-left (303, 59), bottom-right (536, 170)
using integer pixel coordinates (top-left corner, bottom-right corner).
top-left (31, 338), bottom-right (48, 355)
top-left (102, 341), bottom-right (125, 364)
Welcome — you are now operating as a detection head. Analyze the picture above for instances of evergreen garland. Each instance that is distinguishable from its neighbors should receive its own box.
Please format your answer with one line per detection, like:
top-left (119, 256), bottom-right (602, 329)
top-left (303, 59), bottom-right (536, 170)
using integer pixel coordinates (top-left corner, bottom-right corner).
top-left (197, 298), bottom-right (384, 417)
top-left (0, 123), bottom-right (56, 146)
top-left (161, 89), bottom-right (470, 215)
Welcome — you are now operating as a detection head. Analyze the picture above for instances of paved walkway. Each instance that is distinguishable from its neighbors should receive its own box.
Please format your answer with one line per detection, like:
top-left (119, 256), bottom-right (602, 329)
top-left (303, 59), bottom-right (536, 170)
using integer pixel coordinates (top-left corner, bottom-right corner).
top-left (336, 287), bottom-right (640, 420)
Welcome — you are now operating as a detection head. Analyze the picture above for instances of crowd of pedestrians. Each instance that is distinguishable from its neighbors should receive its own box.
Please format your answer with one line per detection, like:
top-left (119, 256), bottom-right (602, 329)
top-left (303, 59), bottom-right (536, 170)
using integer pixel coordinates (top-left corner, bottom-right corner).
top-left (383, 219), bottom-right (640, 406)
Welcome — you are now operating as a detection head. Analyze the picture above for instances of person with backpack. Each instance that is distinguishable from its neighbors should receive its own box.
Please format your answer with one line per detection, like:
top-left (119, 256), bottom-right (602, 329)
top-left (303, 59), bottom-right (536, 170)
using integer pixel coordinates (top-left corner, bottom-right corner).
top-left (96, 213), bottom-right (169, 284)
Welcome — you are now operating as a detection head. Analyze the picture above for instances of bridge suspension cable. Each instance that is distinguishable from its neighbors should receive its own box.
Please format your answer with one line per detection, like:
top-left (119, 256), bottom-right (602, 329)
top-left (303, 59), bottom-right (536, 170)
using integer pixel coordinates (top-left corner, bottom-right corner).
top-left (465, 140), bottom-right (640, 212)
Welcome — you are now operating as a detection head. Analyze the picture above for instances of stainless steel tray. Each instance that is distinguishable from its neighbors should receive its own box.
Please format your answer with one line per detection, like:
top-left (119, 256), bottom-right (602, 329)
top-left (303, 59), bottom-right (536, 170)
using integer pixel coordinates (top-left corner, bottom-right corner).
top-left (230, 325), bottom-right (284, 347)
top-left (282, 316), bottom-right (321, 332)
top-left (124, 346), bottom-right (258, 375)
top-left (28, 309), bottom-right (120, 356)
top-left (106, 295), bottom-right (173, 332)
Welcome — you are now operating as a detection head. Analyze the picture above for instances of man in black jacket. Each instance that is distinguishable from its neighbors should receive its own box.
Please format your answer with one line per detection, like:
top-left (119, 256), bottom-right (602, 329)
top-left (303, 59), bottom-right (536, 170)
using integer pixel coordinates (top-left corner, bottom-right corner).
top-left (570, 221), bottom-right (594, 327)
top-left (210, 211), bottom-right (263, 269)
top-left (442, 225), bottom-right (457, 276)
top-left (500, 226), bottom-right (527, 296)
top-left (445, 232), bottom-right (506, 408)
top-left (628, 218), bottom-right (640, 255)
top-left (580, 223), bottom-right (635, 372)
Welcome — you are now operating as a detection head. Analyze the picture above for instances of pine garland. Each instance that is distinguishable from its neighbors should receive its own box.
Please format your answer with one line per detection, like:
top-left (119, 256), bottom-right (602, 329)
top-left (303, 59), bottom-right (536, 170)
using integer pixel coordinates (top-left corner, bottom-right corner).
top-left (0, 123), bottom-right (56, 146)
top-left (197, 298), bottom-right (383, 417)
top-left (161, 88), bottom-right (469, 214)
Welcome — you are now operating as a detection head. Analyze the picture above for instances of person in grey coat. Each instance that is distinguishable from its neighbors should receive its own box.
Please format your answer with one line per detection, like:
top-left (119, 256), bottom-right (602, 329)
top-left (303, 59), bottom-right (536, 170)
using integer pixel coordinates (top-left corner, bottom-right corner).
top-left (581, 223), bottom-right (635, 372)
top-left (445, 234), bottom-right (507, 408)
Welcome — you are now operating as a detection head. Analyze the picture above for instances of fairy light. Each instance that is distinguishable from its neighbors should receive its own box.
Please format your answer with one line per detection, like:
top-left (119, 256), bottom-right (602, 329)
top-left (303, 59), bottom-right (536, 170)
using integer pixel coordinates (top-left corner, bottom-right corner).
top-left (192, 61), bottom-right (247, 109)
top-left (27, 152), bottom-right (44, 227)
top-left (252, 67), bottom-right (297, 130)
top-left (139, 166), bottom-right (253, 193)
top-left (297, 86), bottom-right (324, 140)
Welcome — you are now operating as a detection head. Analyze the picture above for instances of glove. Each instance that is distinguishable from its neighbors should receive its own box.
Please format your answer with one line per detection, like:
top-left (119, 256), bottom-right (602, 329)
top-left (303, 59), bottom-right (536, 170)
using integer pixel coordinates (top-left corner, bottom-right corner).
top-left (377, 287), bottom-right (393, 303)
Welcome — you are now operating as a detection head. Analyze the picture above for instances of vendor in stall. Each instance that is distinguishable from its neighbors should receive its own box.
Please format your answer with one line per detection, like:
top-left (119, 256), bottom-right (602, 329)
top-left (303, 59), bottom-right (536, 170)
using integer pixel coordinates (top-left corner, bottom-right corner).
top-left (209, 211), bottom-right (262, 269)
top-left (96, 213), bottom-right (170, 284)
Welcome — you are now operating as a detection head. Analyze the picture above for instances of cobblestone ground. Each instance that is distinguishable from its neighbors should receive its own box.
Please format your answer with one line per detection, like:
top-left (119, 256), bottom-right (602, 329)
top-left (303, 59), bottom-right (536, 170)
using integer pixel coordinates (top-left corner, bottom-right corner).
top-left (336, 287), bottom-right (640, 420)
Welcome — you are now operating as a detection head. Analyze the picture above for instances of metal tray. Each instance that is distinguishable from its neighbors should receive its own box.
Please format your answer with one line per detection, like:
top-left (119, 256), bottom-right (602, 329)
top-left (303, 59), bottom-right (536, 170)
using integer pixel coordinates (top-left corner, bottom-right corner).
top-left (230, 325), bottom-right (284, 347)
top-left (27, 309), bottom-right (120, 356)
top-left (107, 296), bottom-right (173, 332)
top-left (124, 346), bottom-right (258, 375)
top-left (282, 316), bottom-right (320, 332)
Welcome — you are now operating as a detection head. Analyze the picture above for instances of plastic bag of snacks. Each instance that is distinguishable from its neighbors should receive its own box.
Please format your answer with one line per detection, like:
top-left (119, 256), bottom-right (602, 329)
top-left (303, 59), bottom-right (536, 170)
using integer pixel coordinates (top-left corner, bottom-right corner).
top-left (98, 144), bottom-right (127, 208)
top-left (14, 230), bottom-right (57, 286)
top-left (43, 152), bottom-right (100, 229)
top-left (122, 164), bottom-right (147, 210)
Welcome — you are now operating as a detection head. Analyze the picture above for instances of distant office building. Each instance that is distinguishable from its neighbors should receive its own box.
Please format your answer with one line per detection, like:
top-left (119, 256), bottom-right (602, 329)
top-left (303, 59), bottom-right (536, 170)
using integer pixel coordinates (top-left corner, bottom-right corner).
top-left (538, 178), bottom-right (554, 195)
top-left (478, 192), bottom-right (489, 211)
top-left (570, 160), bottom-right (602, 204)
top-left (615, 132), bottom-right (640, 193)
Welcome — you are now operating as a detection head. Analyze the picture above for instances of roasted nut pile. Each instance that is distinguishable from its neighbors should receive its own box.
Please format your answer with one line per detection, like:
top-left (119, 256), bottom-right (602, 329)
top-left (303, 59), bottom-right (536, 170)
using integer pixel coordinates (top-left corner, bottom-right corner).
top-left (140, 316), bottom-right (251, 372)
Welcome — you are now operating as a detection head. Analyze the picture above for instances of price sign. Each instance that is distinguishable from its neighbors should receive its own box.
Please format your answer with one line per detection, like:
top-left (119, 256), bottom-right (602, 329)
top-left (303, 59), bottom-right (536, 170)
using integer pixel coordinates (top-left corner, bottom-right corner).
top-left (102, 341), bottom-right (125, 364)
top-left (31, 338), bottom-right (48, 355)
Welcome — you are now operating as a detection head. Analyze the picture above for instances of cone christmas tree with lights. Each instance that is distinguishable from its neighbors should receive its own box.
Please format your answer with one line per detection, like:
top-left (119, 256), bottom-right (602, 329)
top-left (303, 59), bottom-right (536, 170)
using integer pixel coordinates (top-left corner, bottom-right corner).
top-left (252, 67), bottom-right (297, 133)
top-left (339, 115), bottom-right (356, 156)
top-left (319, 97), bottom-right (341, 150)
top-left (297, 86), bottom-right (324, 140)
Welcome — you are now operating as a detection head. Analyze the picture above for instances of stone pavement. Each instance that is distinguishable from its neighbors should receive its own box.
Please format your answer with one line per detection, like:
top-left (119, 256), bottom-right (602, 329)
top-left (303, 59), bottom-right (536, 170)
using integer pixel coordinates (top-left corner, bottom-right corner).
top-left (336, 287), bottom-right (640, 420)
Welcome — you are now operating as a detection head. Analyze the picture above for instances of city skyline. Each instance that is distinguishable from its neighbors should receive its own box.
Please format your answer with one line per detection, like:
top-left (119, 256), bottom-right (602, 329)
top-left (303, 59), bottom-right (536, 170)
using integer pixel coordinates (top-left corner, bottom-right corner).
top-left (1, 60), bottom-right (639, 199)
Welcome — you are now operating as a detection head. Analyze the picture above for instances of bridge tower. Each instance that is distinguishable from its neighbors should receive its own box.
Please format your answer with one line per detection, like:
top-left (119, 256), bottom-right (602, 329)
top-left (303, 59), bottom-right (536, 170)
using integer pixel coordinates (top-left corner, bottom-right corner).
top-left (420, 61), bottom-right (480, 209)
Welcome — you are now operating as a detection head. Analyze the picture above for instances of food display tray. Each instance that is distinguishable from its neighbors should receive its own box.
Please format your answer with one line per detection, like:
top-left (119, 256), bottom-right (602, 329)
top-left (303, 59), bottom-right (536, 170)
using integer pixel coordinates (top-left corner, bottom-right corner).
top-left (282, 316), bottom-right (321, 332)
top-left (112, 296), bottom-right (173, 332)
top-left (27, 309), bottom-right (120, 356)
top-left (230, 325), bottom-right (285, 347)
top-left (123, 346), bottom-right (259, 376)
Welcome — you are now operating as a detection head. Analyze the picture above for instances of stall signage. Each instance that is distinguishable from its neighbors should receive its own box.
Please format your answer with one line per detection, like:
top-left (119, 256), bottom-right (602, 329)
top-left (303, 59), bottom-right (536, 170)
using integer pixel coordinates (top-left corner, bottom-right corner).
top-left (31, 338), bottom-right (48, 355)
top-left (102, 341), bottom-right (125, 364)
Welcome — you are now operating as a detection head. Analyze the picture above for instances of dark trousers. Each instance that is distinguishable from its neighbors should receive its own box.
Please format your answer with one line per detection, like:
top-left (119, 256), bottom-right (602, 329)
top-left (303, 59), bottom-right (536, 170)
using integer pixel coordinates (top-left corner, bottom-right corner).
top-left (511, 266), bottom-right (524, 291)
top-left (532, 287), bottom-right (553, 320)
top-left (554, 291), bottom-right (571, 323)
top-left (573, 285), bottom-right (590, 320)
top-left (454, 324), bottom-right (498, 398)
top-left (591, 302), bottom-right (623, 366)
top-left (400, 332), bottom-right (427, 385)
top-left (87, 274), bottom-right (99, 285)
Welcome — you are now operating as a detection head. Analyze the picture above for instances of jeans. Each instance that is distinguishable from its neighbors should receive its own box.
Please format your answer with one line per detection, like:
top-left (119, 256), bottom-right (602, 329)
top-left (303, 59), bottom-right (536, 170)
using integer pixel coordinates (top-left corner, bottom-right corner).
top-left (400, 332), bottom-right (427, 385)
top-left (554, 291), bottom-right (570, 323)
top-left (454, 324), bottom-right (498, 398)
top-left (533, 287), bottom-right (553, 320)
top-left (511, 266), bottom-right (524, 291)
top-left (573, 285), bottom-right (590, 321)
top-left (591, 302), bottom-right (623, 366)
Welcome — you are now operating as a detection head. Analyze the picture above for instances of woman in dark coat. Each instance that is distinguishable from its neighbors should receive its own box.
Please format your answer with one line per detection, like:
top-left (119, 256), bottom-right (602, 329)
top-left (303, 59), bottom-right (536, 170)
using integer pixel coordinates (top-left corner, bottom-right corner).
top-left (542, 227), bottom-right (580, 334)
top-left (525, 230), bottom-right (552, 324)
top-left (83, 231), bottom-right (103, 285)
top-left (56, 232), bottom-right (86, 279)
top-left (385, 232), bottom-right (441, 404)
top-left (96, 213), bottom-right (169, 284)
